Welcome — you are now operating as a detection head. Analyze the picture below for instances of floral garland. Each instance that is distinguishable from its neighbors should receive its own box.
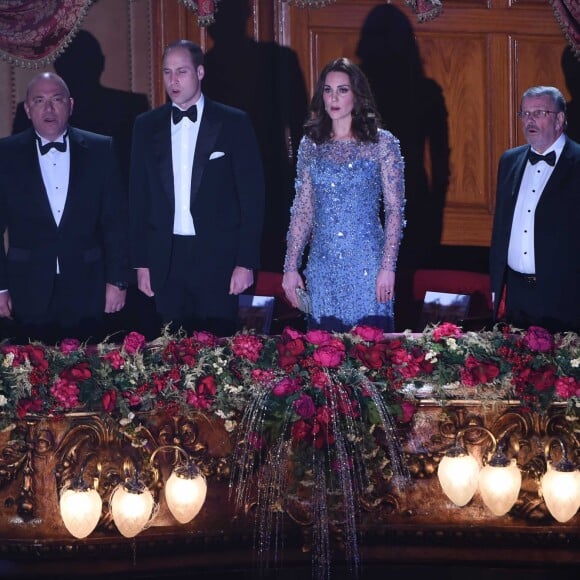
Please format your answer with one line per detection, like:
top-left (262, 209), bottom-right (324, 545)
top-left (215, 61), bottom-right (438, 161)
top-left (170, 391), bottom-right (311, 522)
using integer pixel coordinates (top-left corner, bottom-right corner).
top-left (1, 323), bottom-right (579, 435)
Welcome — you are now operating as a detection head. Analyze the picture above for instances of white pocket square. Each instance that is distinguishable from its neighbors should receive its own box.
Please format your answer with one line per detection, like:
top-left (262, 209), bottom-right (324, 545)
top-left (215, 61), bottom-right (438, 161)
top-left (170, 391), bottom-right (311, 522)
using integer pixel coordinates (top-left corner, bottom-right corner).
top-left (209, 151), bottom-right (225, 160)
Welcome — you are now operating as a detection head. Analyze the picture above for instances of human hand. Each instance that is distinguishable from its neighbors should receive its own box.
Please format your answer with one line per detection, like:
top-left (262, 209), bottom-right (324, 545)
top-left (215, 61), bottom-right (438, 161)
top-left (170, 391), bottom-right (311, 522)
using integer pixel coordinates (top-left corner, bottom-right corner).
top-left (137, 267), bottom-right (155, 297)
top-left (376, 270), bottom-right (395, 303)
top-left (282, 271), bottom-right (305, 309)
top-left (0, 291), bottom-right (12, 318)
top-left (229, 266), bottom-right (254, 295)
top-left (105, 284), bottom-right (126, 313)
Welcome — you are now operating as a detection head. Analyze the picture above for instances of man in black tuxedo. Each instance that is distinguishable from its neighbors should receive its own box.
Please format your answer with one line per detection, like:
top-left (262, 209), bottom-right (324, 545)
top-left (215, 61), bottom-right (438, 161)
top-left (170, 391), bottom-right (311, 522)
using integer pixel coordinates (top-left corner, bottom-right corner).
top-left (490, 85), bottom-right (580, 333)
top-left (129, 40), bottom-right (264, 337)
top-left (0, 73), bottom-right (129, 344)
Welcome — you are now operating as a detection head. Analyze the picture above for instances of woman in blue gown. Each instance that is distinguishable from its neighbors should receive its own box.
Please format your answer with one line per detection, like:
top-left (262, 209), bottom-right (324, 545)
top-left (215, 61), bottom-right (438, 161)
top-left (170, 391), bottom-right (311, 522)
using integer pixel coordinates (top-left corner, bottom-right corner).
top-left (282, 58), bottom-right (405, 332)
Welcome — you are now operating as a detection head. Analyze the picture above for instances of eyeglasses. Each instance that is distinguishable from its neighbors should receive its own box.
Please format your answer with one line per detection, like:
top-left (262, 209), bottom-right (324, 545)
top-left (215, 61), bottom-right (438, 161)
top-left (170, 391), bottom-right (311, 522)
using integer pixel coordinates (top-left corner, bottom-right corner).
top-left (517, 110), bottom-right (559, 120)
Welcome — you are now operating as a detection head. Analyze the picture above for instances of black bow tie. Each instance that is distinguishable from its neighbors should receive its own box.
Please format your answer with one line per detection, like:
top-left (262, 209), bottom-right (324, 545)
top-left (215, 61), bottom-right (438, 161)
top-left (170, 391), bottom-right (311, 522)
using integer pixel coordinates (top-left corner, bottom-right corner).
top-left (37, 134), bottom-right (67, 155)
top-left (527, 149), bottom-right (556, 166)
top-left (172, 105), bottom-right (197, 124)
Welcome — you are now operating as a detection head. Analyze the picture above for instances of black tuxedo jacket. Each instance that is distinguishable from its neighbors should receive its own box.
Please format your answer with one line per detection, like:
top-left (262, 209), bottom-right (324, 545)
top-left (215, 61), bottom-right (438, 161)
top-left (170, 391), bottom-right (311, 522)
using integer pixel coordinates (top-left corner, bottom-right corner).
top-left (489, 136), bottom-right (580, 331)
top-left (0, 127), bottom-right (128, 320)
top-left (129, 98), bottom-right (264, 302)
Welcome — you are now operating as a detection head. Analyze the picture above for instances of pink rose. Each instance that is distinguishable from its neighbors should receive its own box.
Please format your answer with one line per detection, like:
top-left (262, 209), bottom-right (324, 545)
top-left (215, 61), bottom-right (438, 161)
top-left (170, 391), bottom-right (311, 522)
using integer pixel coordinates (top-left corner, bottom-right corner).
top-left (352, 325), bottom-right (385, 342)
top-left (191, 330), bottom-right (218, 347)
top-left (294, 393), bottom-right (316, 418)
top-left (60, 338), bottom-right (81, 354)
top-left (313, 344), bottom-right (346, 368)
top-left (305, 329), bottom-right (333, 345)
top-left (398, 401), bottom-right (416, 423)
top-left (123, 331), bottom-right (146, 354)
top-left (272, 377), bottom-right (301, 397)
top-left (432, 322), bottom-right (462, 342)
top-left (555, 376), bottom-right (580, 399)
top-left (232, 334), bottom-right (263, 362)
top-left (282, 327), bottom-right (303, 340)
top-left (523, 326), bottom-right (554, 353)
top-left (50, 378), bottom-right (80, 409)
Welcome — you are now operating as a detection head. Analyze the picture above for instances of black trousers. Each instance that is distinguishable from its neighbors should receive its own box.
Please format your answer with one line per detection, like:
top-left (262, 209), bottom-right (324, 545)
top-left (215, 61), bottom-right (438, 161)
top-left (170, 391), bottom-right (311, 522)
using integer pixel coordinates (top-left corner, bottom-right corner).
top-left (4, 274), bottom-right (102, 345)
top-left (154, 235), bottom-right (239, 337)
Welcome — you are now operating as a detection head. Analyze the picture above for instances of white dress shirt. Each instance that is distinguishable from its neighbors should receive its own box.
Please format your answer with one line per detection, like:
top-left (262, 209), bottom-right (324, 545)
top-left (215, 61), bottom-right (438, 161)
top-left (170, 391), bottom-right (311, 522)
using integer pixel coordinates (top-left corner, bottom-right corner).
top-left (507, 133), bottom-right (566, 274)
top-left (38, 131), bottom-right (70, 273)
top-left (171, 94), bottom-right (204, 235)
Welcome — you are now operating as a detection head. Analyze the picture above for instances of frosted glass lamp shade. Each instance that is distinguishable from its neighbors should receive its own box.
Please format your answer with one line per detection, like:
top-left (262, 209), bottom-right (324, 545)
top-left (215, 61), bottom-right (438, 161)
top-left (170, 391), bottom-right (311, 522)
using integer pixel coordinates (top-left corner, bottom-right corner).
top-left (437, 450), bottom-right (480, 507)
top-left (111, 483), bottom-right (155, 538)
top-left (60, 487), bottom-right (102, 538)
top-left (165, 469), bottom-right (207, 524)
top-left (478, 459), bottom-right (521, 516)
top-left (541, 462), bottom-right (580, 523)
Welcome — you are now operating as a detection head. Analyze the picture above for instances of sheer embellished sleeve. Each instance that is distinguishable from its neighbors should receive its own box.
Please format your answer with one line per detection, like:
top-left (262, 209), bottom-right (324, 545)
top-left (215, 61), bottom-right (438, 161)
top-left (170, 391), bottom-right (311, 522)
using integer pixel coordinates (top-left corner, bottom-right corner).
top-left (378, 130), bottom-right (406, 271)
top-left (283, 137), bottom-right (315, 273)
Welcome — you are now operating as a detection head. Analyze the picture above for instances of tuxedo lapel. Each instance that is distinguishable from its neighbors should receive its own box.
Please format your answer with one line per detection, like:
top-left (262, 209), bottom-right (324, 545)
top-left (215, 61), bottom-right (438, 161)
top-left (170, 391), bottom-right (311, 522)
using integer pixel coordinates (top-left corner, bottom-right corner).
top-left (190, 99), bottom-right (222, 205)
top-left (61, 127), bottom-right (87, 228)
top-left (152, 105), bottom-right (174, 204)
top-left (537, 139), bottom-right (573, 208)
top-left (19, 129), bottom-right (57, 228)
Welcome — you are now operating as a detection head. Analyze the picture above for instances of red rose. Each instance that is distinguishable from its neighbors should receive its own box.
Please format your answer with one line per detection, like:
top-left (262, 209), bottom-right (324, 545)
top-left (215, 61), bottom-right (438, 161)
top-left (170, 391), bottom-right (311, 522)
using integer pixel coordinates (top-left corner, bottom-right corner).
top-left (291, 419), bottom-right (312, 442)
top-left (313, 344), bottom-right (346, 368)
top-left (103, 350), bottom-right (125, 370)
top-left (60, 338), bottom-right (81, 354)
top-left (351, 343), bottom-right (388, 369)
top-left (102, 389), bottom-right (117, 413)
top-left (524, 367), bottom-right (557, 392)
top-left (432, 322), bottom-right (462, 342)
top-left (316, 405), bottom-right (332, 425)
top-left (21, 345), bottom-right (49, 371)
top-left (305, 329), bottom-right (333, 345)
top-left (523, 326), bottom-right (554, 353)
top-left (352, 325), bottom-right (385, 342)
top-left (16, 397), bottom-right (44, 419)
top-left (123, 331), bottom-right (146, 354)
top-left (460, 355), bottom-right (500, 386)
top-left (60, 362), bottom-right (92, 382)
top-left (197, 375), bottom-right (217, 397)
top-left (294, 394), bottom-right (316, 419)
top-left (124, 391), bottom-right (143, 407)
top-left (186, 391), bottom-right (212, 410)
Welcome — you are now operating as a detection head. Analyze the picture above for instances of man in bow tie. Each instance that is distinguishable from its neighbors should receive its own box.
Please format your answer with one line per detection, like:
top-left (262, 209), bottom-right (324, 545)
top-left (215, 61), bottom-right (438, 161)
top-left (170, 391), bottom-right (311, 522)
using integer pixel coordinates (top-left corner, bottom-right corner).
top-left (129, 40), bottom-right (264, 337)
top-left (490, 86), bottom-right (580, 333)
top-left (0, 72), bottom-right (129, 344)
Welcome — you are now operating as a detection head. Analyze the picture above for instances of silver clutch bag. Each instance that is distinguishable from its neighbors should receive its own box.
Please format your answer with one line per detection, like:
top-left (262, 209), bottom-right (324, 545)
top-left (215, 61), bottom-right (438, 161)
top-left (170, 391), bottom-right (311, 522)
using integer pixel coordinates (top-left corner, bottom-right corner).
top-left (295, 287), bottom-right (312, 315)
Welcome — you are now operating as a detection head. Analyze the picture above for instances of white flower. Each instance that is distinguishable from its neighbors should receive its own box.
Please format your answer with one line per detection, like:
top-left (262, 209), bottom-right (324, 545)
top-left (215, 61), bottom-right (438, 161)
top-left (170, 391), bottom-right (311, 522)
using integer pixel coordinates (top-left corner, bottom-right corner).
top-left (0, 394), bottom-right (7, 407)
top-left (425, 350), bottom-right (438, 363)
top-left (446, 337), bottom-right (458, 351)
top-left (224, 420), bottom-right (236, 432)
top-left (570, 358), bottom-right (580, 368)
top-left (2, 352), bottom-right (14, 366)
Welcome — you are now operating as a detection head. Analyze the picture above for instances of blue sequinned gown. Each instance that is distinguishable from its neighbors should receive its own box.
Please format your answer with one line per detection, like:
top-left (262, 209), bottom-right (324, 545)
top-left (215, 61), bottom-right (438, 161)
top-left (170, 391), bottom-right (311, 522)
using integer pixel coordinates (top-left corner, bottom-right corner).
top-left (284, 130), bottom-right (405, 332)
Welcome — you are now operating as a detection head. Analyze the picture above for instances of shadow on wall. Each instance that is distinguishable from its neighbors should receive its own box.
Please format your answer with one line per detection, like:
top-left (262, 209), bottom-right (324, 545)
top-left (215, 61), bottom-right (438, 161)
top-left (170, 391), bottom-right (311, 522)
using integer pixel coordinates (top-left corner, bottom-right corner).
top-left (562, 46), bottom-right (580, 143)
top-left (203, 0), bottom-right (309, 272)
top-left (12, 29), bottom-right (150, 187)
top-left (356, 3), bottom-right (450, 274)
